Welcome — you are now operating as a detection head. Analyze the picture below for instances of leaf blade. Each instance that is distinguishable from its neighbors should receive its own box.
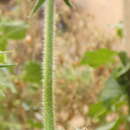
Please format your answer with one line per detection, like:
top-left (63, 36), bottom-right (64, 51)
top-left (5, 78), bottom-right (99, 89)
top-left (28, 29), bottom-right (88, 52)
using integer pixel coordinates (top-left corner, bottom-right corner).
top-left (80, 48), bottom-right (118, 68)
top-left (63, 0), bottom-right (73, 8)
top-left (31, 0), bottom-right (46, 14)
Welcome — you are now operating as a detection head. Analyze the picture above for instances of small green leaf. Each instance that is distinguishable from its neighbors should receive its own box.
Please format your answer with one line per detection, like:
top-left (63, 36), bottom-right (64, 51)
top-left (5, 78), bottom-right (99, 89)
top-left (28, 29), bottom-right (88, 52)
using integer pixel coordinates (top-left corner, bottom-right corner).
top-left (0, 52), bottom-right (15, 68)
top-left (23, 61), bottom-right (42, 84)
top-left (112, 64), bottom-right (130, 78)
top-left (63, 0), bottom-right (73, 8)
top-left (31, 0), bottom-right (46, 14)
top-left (100, 78), bottom-right (123, 101)
top-left (0, 21), bottom-right (28, 40)
top-left (89, 102), bottom-right (107, 118)
top-left (28, 120), bottom-right (43, 128)
top-left (118, 51), bottom-right (129, 65)
top-left (115, 23), bottom-right (124, 38)
top-left (80, 48), bottom-right (117, 68)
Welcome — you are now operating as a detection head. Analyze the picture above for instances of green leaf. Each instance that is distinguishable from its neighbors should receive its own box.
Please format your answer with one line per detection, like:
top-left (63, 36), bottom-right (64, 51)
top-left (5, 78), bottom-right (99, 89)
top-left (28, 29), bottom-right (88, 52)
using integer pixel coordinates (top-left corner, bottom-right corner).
top-left (89, 102), bottom-right (107, 118)
top-left (0, 54), bottom-right (6, 64)
top-left (100, 78), bottom-right (123, 101)
top-left (118, 51), bottom-right (130, 65)
top-left (28, 120), bottom-right (43, 128)
top-left (96, 118), bottom-right (123, 130)
top-left (96, 122), bottom-right (116, 130)
top-left (0, 64), bottom-right (15, 68)
top-left (0, 52), bottom-right (15, 68)
top-left (63, 0), bottom-right (73, 8)
top-left (0, 38), bottom-right (7, 51)
top-left (31, 0), bottom-right (46, 14)
top-left (0, 21), bottom-right (28, 40)
top-left (23, 61), bottom-right (42, 84)
top-left (112, 64), bottom-right (130, 78)
top-left (115, 23), bottom-right (124, 38)
top-left (116, 66), bottom-right (130, 92)
top-left (80, 48), bottom-right (117, 68)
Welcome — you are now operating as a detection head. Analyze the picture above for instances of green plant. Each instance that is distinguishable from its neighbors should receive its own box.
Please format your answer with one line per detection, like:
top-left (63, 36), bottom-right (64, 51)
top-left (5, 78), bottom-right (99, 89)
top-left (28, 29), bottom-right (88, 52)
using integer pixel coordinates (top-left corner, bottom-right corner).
top-left (81, 49), bottom-right (130, 129)
top-left (32, 0), bottom-right (73, 129)
top-left (0, 18), bottom-right (28, 96)
top-left (114, 23), bottom-right (124, 38)
top-left (0, 18), bottom-right (30, 129)
top-left (80, 48), bottom-right (118, 68)
top-left (0, 18), bottom-right (28, 50)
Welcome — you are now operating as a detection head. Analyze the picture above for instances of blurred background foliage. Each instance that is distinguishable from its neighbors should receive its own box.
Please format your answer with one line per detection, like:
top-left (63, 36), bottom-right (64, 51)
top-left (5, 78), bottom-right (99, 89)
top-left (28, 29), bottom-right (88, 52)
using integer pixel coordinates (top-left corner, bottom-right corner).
top-left (0, 0), bottom-right (127, 130)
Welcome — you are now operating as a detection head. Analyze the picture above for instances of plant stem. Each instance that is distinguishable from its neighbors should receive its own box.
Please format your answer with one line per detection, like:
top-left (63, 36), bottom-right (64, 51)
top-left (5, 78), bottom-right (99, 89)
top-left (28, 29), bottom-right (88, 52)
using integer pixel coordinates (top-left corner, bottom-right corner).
top-left (127, 93), bottom-right (130, 129)
top-left (42, 0), bottom-right (55, 129)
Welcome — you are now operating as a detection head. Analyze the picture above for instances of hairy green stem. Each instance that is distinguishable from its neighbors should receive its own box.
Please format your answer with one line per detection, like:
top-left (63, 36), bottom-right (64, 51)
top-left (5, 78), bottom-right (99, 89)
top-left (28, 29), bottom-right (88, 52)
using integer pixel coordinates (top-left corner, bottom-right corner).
top-left (42, 0), bottom-right (55, 129)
